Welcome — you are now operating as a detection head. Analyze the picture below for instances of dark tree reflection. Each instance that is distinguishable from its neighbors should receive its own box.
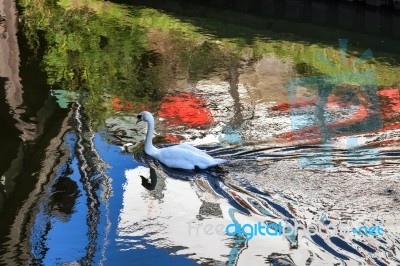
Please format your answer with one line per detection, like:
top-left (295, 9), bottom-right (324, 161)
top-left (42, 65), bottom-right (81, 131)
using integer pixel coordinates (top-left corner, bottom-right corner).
top-left (47, 176), bottom-right (80, 222)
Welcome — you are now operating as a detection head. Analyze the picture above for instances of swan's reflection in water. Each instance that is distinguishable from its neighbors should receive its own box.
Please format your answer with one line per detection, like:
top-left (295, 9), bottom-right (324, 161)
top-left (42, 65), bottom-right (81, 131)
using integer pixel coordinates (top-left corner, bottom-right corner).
top-left (140, 165), bottom-right (163, 192)
top-left (118, 158), bottom-right (305, 265)
top-left (118, 155), bottom-right (232, 264)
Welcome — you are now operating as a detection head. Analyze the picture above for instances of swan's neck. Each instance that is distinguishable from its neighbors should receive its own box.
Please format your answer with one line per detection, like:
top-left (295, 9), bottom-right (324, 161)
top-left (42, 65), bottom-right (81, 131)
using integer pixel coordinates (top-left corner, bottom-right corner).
top-left (144, 116), bottom-right (158, 156)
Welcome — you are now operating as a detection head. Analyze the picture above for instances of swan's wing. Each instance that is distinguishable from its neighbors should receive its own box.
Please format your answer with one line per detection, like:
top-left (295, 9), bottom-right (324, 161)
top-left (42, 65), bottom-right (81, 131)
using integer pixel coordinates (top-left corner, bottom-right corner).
top-left (156, 146), bottom-right (220, 170)
top-left (173, 144), bottom-right (227, 164)
top-left (174, 143), bottom-right (208, 155)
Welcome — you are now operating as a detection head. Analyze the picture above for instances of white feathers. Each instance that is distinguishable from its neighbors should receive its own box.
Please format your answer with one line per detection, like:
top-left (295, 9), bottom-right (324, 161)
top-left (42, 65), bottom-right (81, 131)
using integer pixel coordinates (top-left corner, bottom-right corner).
top-left (137, 111), bottom-right (227, 170)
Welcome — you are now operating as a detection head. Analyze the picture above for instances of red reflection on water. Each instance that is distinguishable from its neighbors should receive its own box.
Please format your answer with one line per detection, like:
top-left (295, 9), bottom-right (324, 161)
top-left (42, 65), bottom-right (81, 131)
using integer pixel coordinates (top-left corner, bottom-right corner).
top-left (158, 93), bottom-right (213, 128)
top-left (270, 98), bottom-right (316, 112)
top-left (112, 98), bottom-right (147, 111)
top-left (271, 94), bottom-right (363, 113)
top-left (112, 94), bottom-right (213, 143)
top-left (378, 88), bottom-right (400, 119)
top-left (277, 126), bottom-right (322, 143)
top-left (274, 87), bottom-right (400, 143)
top-left (367, 138), bottom-right (400, 147)
top-left (376, 88), bottom-right (400, 146)
top-left (164, 135), bottom-right (181, 143)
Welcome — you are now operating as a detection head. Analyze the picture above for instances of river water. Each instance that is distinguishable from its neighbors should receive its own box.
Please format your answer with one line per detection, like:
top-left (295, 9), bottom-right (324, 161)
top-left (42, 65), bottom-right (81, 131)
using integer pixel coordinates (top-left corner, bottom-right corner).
top-left (1, 0), bottom-right (400, 265)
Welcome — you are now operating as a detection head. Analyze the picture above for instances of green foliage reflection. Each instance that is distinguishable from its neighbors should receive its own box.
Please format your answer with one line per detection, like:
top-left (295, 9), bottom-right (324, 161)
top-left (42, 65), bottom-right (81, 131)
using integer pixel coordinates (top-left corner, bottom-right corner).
top-left (21, 0), bottom-right (165, 127)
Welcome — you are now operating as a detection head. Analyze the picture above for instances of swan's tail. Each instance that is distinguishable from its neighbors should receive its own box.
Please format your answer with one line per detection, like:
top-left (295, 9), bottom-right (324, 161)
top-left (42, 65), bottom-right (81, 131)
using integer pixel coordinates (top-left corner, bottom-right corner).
top-left (214, 158), bottom-right (227, 165)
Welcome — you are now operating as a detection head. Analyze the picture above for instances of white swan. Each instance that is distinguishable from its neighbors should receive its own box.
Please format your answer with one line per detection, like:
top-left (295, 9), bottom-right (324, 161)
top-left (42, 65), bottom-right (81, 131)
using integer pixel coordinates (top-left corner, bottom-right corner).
top-left (136, 111), bottom-right (226, 170)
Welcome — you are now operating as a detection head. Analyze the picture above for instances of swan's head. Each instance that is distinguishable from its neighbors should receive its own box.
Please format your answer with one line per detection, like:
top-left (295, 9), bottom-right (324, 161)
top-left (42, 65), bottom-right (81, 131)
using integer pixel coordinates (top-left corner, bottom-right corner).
top-left (136, 111), bottom-right (153, 124)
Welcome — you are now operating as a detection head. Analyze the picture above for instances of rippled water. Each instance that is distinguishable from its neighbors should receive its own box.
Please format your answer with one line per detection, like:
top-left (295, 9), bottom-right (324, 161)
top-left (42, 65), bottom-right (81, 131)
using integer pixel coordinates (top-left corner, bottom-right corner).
top-left (1, 0), bottom-right (400, 265)
top-left (12, 94), bottom-right (399, 264)
top-left (101, 79), bottom-right (400, 265)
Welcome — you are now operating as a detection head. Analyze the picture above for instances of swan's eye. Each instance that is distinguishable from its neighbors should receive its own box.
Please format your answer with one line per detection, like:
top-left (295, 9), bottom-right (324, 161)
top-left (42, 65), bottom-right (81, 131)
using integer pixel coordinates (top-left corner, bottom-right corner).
top-left (137, 115), bottom-right (142, 119)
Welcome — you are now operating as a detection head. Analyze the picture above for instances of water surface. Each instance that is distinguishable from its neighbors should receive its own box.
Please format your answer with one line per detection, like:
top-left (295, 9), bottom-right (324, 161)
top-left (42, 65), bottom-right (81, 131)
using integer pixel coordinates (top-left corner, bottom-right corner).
top-left (1, 0), bottom-right (400, 265)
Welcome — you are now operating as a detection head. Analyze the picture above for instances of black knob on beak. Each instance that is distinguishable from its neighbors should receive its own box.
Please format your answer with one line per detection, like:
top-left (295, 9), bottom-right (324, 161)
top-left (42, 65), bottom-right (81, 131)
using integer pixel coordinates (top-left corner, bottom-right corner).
top-left (136, 114), bottom-right (142, 124)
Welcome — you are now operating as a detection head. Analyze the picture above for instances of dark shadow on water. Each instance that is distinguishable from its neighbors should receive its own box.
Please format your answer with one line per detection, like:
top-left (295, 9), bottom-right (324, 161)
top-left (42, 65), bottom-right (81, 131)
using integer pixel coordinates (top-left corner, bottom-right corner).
top-left (47, 175), bottom-right (80, 222)
top-left (0, 77), bottom-right (20, 176)
top-left (125, 0), bottom-right (400, 64)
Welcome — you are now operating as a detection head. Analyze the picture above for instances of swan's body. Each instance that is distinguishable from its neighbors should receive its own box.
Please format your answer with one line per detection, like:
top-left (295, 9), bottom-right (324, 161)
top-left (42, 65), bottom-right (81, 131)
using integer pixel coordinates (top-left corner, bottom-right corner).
top-left (137, 111), bottom-right (226, 170)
